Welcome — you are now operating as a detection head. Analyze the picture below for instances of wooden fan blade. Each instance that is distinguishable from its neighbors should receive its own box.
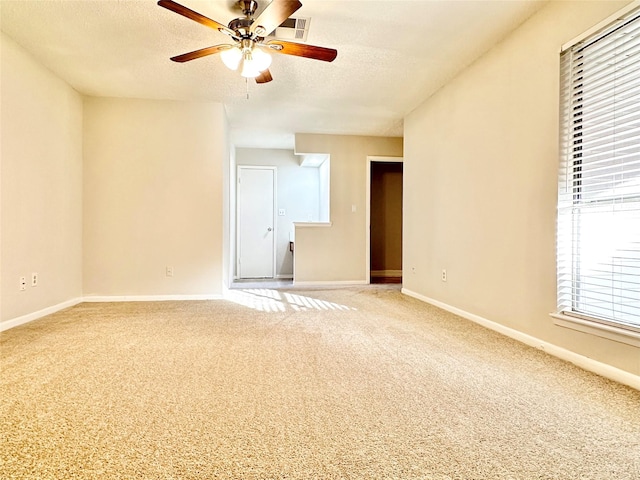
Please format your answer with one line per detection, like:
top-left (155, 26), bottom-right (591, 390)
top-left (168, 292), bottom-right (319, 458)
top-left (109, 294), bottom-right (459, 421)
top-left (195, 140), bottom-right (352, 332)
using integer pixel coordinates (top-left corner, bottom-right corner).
top-left (266, 40), bottom-right (337, 62)
top-left (158, 0), bottom-right (235, 36)
top-left (255, 69), bottom-right (273, 84)
top-left (250, 0), bottom-right (302, 36)
top-left (170, 45), bottom-right (231, 63)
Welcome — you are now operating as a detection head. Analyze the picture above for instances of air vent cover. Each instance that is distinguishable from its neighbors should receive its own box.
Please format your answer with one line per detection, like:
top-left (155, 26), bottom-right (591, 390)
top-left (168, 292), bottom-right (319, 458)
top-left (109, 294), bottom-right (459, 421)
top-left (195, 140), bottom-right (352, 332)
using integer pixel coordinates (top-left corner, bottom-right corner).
top-left (268, 17), bottom-right (310, 41)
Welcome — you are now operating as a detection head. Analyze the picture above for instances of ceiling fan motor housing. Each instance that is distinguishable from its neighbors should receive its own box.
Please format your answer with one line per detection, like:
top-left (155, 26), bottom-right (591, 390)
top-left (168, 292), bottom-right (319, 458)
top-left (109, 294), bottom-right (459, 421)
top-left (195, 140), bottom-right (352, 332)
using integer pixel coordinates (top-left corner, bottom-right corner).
top-left (228, 17), bottom-right (254, 37)
top-left (239, 0), bottom-right (258, 16)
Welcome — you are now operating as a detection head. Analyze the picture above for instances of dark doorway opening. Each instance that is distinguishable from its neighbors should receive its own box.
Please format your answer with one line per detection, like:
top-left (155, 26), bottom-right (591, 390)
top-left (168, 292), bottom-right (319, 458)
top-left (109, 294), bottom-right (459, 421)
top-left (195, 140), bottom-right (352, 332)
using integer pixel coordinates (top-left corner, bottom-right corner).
top-left (370, 162), bottom-right (403, 284)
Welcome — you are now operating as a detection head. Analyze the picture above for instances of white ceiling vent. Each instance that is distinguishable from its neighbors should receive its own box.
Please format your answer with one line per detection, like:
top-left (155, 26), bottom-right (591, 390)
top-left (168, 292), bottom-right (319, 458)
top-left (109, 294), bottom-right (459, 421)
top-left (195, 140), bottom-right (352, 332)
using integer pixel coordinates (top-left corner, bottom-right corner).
top-left (268, 17), bottom-right (310, 42)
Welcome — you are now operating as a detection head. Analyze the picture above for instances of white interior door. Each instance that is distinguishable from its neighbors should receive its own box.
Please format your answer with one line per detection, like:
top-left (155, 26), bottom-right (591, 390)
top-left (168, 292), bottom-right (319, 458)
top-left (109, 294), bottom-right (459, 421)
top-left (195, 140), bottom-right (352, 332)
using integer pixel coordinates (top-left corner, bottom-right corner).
top-left (238, 167), bottom-right (276, 279)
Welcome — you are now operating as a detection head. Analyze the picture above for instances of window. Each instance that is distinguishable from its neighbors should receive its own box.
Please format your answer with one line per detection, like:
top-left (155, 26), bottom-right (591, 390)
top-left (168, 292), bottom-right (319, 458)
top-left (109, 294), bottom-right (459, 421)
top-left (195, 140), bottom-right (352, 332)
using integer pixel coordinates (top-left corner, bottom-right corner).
top-left (557, 7), bottom-right (640, 337)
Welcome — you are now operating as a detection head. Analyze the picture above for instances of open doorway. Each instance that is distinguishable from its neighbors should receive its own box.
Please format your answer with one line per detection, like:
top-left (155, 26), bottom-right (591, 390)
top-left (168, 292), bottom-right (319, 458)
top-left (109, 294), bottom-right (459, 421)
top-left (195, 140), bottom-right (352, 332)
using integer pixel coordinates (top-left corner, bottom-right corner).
top-left (237, 166), bottom-right (277, 279)
top-left (367, 158), bottom-right (403, 284)
top-left (232, 149), bottom-right (328, 287)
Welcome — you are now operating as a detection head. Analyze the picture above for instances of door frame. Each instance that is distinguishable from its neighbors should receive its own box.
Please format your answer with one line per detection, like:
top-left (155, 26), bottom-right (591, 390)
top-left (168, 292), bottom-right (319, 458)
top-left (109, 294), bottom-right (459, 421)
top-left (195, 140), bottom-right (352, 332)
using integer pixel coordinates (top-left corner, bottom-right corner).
top-left (365, 156), bottom-right (403, 283)
top-left (236, 165), bottom-right (277, 279)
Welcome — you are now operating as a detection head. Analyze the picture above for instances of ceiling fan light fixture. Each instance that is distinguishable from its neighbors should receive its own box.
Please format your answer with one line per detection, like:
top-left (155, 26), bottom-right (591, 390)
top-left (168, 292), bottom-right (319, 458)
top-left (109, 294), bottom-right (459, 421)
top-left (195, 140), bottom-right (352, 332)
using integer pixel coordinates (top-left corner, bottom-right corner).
top-left (240, 60), bottom-right (259, 78)
top-left (220, 46), bottom-right (242, 70)
top-left (252, 47), bottom-right (272, 71)
top-left (239, 46), bottom-right (272, 78)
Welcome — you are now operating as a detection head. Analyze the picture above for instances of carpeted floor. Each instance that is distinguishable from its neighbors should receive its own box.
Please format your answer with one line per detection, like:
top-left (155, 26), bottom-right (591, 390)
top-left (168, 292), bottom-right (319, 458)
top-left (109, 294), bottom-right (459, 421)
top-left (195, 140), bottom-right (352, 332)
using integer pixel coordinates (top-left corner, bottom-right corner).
top-left (1, 286), bottom-right (639, 479)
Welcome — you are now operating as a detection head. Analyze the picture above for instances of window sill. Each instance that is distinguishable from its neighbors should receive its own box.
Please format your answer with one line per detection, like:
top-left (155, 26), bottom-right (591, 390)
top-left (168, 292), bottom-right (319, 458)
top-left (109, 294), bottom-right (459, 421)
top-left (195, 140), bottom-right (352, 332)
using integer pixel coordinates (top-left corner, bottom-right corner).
top-left (550, 313), bottom-right (640, 348)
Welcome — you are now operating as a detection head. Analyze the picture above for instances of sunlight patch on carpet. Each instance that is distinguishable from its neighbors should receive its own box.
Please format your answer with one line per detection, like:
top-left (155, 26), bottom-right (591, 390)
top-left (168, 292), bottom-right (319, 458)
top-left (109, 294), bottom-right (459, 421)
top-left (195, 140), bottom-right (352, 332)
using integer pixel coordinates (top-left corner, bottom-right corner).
top-left (226, 289), bottom-right (356, 312)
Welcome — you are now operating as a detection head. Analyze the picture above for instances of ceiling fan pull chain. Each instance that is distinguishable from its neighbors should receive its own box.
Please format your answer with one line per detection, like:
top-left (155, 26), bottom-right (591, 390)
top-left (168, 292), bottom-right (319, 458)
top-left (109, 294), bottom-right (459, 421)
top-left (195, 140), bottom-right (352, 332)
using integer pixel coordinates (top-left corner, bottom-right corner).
top-left (246, 77), bottom-right (250, 100)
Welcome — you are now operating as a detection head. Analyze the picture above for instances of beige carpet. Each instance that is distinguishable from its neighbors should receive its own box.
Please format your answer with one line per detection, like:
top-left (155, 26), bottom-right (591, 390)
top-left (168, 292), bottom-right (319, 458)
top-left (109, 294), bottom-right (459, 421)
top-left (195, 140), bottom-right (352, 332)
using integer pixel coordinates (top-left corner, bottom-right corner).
top-left (1, 286), bottom-right (639, 479)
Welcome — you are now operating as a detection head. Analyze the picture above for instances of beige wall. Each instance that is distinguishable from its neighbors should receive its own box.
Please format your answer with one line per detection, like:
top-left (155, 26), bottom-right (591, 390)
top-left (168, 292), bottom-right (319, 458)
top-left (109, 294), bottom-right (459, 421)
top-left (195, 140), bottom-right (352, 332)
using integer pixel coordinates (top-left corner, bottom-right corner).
top-left (294, 134), bottom-right (403, 283)
top-left (235, 148), bottom-right (321, 279)
top-left (1, 33), bottom-right (83, 322)
top-left (83, 97), bottom-right (227, 297)
top-left (403, 1), bottom-right (639, 375)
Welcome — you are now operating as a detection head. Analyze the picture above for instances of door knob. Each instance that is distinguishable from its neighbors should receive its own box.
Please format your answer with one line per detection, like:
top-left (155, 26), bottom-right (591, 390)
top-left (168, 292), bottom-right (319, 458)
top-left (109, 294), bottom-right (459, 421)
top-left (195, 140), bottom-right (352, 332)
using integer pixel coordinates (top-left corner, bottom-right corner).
top-left (268, 227), bottom-right (273, 232)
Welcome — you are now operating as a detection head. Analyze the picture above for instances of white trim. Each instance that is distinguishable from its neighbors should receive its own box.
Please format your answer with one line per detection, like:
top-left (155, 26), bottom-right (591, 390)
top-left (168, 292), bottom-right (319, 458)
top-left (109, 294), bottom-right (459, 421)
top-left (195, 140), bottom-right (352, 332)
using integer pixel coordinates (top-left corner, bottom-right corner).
top-left (293, 280), bottom-right (368, 288)
top-left (366, 156), bottom-right (403, 284)
top-left (402, 288), bottom-right (640, 391)
top-left (551, 313), bottom-right (640, 348)
top-left (0, 294), bottom-right (227, 332)
top-left (293, 222), bottom-right (332, 228)
top-left (82, 294), bottom-right (223, 302)
top-left (561, 1), bottom-right (640, 52)
top-left (0, 298), bottom-right (83, 332)
top-left (371, 270), bottom-right (402, 278)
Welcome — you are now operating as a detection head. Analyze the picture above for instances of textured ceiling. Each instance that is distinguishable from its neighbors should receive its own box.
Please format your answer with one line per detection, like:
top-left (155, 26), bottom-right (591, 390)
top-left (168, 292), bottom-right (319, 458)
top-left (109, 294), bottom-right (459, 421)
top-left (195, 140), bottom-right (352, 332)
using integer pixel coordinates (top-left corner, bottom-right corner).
top-left (0, 0), bottom-right (548, 149)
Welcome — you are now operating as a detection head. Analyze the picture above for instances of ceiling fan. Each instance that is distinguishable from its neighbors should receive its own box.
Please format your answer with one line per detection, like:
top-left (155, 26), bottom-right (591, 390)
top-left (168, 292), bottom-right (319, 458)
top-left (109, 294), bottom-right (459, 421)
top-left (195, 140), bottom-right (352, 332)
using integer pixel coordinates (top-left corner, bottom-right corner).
top-left (158, 0), bottom-right (338, 84)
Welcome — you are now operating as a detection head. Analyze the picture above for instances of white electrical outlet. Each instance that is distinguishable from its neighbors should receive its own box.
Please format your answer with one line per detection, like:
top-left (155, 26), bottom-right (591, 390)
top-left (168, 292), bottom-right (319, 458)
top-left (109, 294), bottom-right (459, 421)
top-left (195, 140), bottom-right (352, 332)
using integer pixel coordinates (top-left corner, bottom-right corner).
top-left (19, 276), bottom-right (27, 291)
top-left (278, 209), bottom-right (286, 216)
top-left (166, 266), bottom-right (174, 277)
top-left (31, 272), bottom-right (38, 287)
top-left (441, 269), bottom-right (447, 282)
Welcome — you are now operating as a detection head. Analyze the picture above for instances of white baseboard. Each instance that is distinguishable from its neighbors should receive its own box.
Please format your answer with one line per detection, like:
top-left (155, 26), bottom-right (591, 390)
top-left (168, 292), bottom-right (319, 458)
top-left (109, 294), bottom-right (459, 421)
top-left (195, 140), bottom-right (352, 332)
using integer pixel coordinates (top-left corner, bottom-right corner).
top-left (83, 294), bottom-right (223, 302)
top-left (0, 298), bottom-right (83, 333)
top-left (1, 295), bottom-right (223, 332)
top-left (371, 270), bottom-right (402, 278)
top-left (233, 276), bottom-right (293, 281)
top-left (401, 288), bottom-right (640, 391)
top-left (293, 280), bottom-right (368, 288)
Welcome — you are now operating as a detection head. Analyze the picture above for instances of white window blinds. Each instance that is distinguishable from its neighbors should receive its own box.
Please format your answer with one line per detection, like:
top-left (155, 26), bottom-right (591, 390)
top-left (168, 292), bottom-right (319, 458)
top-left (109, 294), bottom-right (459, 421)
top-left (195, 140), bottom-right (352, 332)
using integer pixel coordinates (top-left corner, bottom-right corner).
top-left (558, 8), bottom-right (640, 331)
